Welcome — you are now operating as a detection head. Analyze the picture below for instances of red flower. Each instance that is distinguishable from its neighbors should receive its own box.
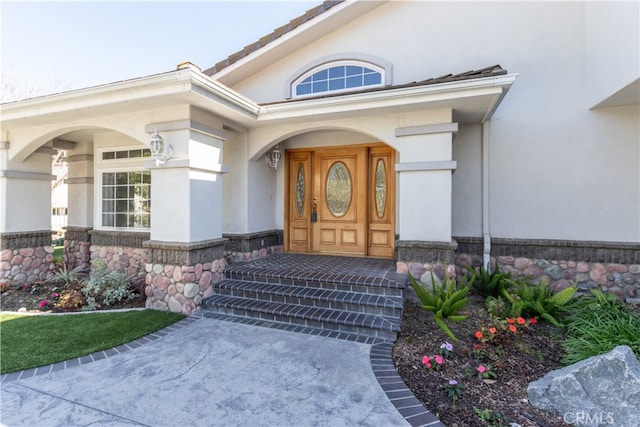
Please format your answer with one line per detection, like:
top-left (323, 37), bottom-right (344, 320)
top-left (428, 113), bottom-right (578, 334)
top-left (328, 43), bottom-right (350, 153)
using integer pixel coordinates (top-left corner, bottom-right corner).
top-left (509, 325), bottom-right (517, 332)
top-left (489, 327), bottom-right (497, 334)
top-left (517, 317), bottom-right (526, 325)
top-left (473, 344), bottom-right (482, 350)
top-left (475, 331), bottom-right (483, 339)
top-left (529, 318), bottom-right (538, 324)
top-left (507, 318), bottom-right (515, 324)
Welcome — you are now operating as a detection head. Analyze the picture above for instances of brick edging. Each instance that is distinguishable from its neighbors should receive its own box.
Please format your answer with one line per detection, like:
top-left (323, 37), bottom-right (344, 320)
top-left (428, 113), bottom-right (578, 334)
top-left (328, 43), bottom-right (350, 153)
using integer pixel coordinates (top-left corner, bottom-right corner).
top-left (370, 342), bottom-right (445, 427)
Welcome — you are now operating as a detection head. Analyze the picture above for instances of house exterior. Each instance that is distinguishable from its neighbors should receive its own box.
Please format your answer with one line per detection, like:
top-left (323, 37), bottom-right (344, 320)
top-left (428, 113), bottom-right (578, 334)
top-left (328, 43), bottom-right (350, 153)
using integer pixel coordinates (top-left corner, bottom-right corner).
top-left (1, 0), bottom-right (638, 314)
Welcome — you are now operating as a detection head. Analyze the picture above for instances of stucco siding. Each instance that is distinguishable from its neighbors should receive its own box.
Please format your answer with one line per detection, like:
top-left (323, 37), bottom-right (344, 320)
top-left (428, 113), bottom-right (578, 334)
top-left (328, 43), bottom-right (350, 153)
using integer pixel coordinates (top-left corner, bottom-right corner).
top-left (226, 1), bottom-right (638, 243)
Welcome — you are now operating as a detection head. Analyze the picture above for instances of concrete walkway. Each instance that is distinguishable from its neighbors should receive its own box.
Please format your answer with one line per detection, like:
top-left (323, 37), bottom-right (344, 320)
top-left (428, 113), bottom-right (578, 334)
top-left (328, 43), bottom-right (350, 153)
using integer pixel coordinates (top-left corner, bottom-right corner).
top-left (1, 316), bottom-right (422, 427)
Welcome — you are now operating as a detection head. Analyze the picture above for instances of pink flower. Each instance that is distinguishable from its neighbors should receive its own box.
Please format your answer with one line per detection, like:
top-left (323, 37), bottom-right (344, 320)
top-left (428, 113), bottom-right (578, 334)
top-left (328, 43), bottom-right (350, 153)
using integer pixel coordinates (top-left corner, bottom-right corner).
top-left (426, 362), bottom-right (432, 368)
top-left (38, 300), bottom-right (48, 308)
top-left (434, 355), bottom-right (445, 365)
top-left (422, 356), bottom-right (431, 366)
top-left (477, 365), bottom-right (487, 373)
top-left (51, 293), bottom-right (59, 298)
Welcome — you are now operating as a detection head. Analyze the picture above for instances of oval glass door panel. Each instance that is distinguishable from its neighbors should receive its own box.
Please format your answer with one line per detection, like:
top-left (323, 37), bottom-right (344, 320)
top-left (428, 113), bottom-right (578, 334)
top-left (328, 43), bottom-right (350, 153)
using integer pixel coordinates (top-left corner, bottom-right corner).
top-left (375, 159), bottom-right (386, 218)
top-left (295, 163), bottom-right (305, 217)
top-left (326, 161), bottom-right (352, 217)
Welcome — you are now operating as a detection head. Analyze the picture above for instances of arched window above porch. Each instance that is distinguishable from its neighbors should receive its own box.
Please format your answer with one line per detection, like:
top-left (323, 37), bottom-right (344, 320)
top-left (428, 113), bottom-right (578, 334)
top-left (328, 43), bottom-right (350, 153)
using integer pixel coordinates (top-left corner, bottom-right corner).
top-left (288, 55), bottom-right (391, 99)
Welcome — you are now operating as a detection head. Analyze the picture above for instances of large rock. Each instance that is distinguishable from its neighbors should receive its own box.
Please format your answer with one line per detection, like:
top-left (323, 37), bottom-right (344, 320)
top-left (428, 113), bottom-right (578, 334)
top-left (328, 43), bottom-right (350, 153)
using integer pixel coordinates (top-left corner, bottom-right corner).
top-left (528, 345), bottom-right (640, 427)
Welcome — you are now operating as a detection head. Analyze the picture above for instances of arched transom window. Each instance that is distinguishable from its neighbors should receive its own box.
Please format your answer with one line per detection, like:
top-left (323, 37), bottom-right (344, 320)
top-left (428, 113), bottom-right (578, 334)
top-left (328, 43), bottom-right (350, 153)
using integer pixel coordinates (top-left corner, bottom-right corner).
top-left (293, 61), bottom-right (384, 98)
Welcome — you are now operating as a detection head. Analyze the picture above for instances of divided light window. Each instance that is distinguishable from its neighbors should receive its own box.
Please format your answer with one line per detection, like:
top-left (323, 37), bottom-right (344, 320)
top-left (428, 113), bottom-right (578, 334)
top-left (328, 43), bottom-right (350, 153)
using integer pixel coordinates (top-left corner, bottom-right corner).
top-left (102, 148), bottom-right (151, 160)
top-left (101, 171), bottom-right (151, 229)
top-left (294, 63), bottom-right (383, 97)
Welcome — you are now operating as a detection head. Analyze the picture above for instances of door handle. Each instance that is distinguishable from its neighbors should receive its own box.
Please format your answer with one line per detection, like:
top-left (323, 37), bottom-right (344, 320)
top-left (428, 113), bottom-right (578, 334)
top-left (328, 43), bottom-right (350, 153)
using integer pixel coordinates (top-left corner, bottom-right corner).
top-left (311, 197), bottom-right (317, 222)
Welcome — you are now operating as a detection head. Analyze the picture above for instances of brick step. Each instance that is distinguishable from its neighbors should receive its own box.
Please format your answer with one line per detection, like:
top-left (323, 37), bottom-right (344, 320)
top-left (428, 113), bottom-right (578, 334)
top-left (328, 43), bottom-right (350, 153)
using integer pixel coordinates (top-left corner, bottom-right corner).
top-left (202, 295), bottom-right (401, 340)
top-left (223, 268), bottom-right (404, 298)
top-left (213, 279), bottom-right (404, 318)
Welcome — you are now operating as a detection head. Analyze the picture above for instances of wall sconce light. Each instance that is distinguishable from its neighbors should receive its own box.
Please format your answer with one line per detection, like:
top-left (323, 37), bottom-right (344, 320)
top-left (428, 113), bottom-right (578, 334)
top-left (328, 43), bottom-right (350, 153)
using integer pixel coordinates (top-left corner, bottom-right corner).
top-left (265, 145), bottom-right (281, 170)
top-left (149, 127), bottom-right (173, 166)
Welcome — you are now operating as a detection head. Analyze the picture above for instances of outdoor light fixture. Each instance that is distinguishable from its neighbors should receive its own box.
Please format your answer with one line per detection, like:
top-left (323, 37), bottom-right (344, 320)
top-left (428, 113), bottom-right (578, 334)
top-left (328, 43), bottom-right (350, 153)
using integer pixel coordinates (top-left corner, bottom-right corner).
top-left (265, 145), bottom-right (281, 170)
top-left (149, 127), bottom-right (173, 166)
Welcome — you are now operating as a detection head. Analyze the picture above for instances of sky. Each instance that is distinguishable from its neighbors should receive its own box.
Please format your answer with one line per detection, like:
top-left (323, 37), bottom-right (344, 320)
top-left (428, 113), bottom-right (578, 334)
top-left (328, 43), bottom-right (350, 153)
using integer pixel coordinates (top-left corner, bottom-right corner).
top-left (1, 1), bottom-right (318, 101)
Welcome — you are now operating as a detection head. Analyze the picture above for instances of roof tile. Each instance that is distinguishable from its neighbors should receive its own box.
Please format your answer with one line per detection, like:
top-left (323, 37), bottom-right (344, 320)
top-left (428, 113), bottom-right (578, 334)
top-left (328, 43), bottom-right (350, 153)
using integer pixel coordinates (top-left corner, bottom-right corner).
top-left (259, 65), bottom-right (508, 105)
top-left (203, 1), bottom-right (344, 75)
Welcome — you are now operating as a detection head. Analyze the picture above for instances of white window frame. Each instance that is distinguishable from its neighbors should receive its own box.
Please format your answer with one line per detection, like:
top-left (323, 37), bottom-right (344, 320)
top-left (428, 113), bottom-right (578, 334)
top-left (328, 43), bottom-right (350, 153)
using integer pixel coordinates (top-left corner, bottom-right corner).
top-left (96, 146), bottom-right (151, 231)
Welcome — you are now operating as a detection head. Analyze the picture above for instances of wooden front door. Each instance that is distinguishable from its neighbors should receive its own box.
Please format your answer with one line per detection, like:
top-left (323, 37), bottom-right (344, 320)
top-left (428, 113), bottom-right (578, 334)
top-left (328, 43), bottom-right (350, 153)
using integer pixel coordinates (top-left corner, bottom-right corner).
top-left (285, 144), bottom-right (395, 258)
top-left (312, 147), bottom-right (367, 255)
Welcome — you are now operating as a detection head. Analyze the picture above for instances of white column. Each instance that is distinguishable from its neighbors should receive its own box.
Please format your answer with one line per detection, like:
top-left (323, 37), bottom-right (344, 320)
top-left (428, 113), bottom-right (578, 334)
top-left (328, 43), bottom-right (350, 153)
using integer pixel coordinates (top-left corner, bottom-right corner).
top-left (146, 122), bottom-right (228, 243)
top-left (395, 122), bottom-right (458, 242)
top-left (66, 143), bottom-right (94, 228)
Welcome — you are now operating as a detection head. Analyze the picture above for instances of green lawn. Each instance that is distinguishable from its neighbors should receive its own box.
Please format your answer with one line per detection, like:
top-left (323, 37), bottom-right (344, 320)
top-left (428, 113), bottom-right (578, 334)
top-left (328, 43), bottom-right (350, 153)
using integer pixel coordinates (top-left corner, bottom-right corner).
top-left (0, 310), bottom-right (185, 374)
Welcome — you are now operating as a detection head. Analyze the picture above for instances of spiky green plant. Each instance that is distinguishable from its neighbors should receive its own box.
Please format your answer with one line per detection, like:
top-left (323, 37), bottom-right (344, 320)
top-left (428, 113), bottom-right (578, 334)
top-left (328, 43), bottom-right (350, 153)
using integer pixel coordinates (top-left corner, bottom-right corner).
top-left (497, 280), bottom-right (576, 327)
top-left (409, 269), bottom-right (472, 341)
top-left (465, 262), bottom-right (511, 298)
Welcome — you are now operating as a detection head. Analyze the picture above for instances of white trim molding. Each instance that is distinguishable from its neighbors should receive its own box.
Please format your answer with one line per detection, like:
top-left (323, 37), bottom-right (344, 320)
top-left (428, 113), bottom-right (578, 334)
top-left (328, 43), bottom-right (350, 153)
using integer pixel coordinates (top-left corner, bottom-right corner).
top-left (0, 170), bottom-right (56, 180)
top-left (395, 123), bottom-right (459, 137)
top-left (395, 161), bottom-right (457, 172)
top-left (145, 120), bottom-right (229, 142)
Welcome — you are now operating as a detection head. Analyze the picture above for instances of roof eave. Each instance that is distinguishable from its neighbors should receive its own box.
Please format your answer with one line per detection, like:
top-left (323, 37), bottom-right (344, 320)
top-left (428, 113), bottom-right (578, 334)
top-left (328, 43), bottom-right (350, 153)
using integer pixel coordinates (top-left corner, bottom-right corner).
top-left (0, 69), bottom-right (261, 128)
top-left (257, 73), bottom-right (518, 124)
top-left (209, 1), bottom-right (385, 86)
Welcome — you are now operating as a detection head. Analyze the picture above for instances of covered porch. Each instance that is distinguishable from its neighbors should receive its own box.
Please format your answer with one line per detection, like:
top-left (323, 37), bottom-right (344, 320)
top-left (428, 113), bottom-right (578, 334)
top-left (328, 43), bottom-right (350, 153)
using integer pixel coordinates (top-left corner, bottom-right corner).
top-left (0, 64), bottom-right (515, 314)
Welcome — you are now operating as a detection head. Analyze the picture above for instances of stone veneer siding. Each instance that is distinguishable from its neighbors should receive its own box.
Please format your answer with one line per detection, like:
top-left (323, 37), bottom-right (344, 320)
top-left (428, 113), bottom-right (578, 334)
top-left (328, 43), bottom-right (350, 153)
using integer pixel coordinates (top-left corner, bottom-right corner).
top-left (143, 239), bottom-right (227, 315)
top-left (223, 230), bottom-right (283, 263)
top-left (400, 237), bottom-right (640, 304)
top-left (64, 226), bottom-right (92, 270)
top-left (0, 231), bottom-right (55, 286)
top-left (89, 230), bottom-right (149, 277)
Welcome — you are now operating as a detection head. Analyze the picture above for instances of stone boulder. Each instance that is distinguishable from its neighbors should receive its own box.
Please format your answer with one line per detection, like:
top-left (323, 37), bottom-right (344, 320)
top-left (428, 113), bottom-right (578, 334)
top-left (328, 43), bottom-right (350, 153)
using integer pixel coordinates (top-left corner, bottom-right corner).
top-left (528, 345), bottom-right (640, 427)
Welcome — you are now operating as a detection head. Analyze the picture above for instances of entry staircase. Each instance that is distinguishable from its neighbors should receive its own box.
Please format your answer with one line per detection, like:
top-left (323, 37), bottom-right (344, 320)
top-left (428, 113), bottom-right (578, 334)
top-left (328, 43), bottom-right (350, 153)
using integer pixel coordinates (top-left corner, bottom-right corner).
top-left (200, 253), bottom-right (406, 341)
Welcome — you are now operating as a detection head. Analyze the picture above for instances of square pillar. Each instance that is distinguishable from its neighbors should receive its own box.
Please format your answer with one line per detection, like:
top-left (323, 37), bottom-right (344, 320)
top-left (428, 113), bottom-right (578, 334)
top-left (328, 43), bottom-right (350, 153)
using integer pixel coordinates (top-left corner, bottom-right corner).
top-left (143, 120), bottom-right (229, 314)
top-left (1, 143), bottom-right (56, 285)
top-left (64, 149), bottom-right (94, 269)
top-left (395, 122), bottom-right (458, 242)
top-left (394, 121), bottom-right (459, 279)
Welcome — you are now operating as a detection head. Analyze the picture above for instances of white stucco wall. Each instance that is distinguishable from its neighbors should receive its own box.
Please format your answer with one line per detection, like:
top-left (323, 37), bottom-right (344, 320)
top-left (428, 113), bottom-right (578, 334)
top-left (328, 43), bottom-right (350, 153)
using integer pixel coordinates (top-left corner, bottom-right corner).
top-left (0, 152), bottom-right (53, 233)
top-left (452, 125), bottom-right (482, 237)
top-left (226, 1), bottom-right (639, 243)
top-left (584, 1), bottom-right (640, 106)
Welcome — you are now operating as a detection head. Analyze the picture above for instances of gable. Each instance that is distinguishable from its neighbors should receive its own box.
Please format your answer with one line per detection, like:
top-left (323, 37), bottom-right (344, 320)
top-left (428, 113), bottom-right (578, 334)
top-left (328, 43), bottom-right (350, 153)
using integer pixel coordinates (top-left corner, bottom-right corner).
top-left (207, 1), bottom-right (637, 114)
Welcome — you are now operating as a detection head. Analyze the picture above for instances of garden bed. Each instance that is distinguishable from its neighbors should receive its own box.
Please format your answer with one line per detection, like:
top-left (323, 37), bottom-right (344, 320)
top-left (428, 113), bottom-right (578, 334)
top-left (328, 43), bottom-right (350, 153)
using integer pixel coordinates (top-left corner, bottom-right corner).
top-left (393, 295), bottom-right (568, 426)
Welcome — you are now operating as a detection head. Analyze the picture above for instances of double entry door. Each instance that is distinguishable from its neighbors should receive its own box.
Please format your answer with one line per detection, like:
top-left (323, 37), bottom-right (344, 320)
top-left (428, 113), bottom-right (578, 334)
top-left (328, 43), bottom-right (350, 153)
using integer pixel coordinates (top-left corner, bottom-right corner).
top-left (286, 144), bottom-right (395, 258)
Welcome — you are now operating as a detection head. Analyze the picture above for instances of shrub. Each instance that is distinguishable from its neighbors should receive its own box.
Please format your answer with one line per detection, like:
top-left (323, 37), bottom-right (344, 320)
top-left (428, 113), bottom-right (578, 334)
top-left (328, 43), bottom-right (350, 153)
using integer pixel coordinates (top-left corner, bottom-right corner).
top-left (409, 268), bottom-right (472, 341)
top-left (46, 259), bottom-right (86, 287)
top-left (562, 289), bottom-right (640, 364)
top-left (486, 280), bottom-right (576, 327)
top-left (81, 259), bottom-right (133, 310)
top-left (465, 262), bottom-right (510, 298)
top-left (54, 289), bottom-right (86, 311)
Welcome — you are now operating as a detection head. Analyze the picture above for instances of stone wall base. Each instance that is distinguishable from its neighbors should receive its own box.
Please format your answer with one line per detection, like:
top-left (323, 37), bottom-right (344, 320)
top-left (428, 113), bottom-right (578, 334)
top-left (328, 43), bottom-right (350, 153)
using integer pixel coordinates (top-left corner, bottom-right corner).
top-left (455, 254), bottom-right (640, 303)
top-left (398, 237), bottom-right (640, 304)
top-left (0, 231), bottom-right (55, 286)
